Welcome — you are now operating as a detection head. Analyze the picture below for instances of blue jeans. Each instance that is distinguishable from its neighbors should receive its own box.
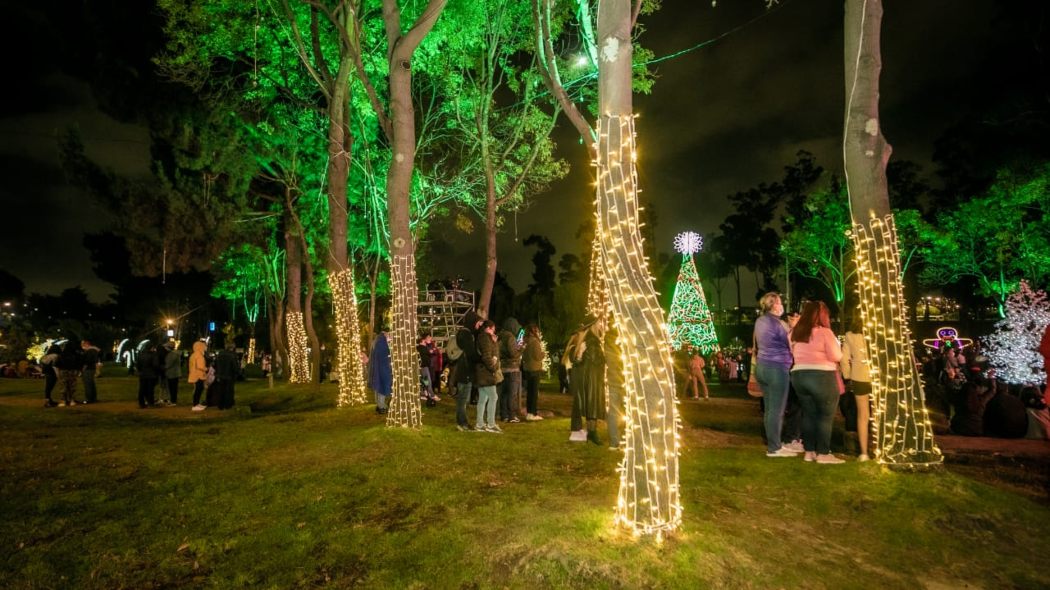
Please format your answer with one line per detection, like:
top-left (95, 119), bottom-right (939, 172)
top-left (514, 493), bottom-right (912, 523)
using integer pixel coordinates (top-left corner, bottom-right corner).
top-left (455, 381), bottom-right (473, 427)
top-left (791, 370), bottom-right (840, 455)
top-left (755, 362), bottom-right (790, 453)
top-left (476, 385), bottom-right (498, 428)
top-left (499, 371), bottom-right (522, 420)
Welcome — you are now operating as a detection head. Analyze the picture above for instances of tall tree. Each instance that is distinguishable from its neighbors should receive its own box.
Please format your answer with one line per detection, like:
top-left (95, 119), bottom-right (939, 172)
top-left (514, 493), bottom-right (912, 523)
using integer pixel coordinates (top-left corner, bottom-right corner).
top-left (536, 0), bottom-right (679, 537)
top-left (843, 0), bottom-right (941, 467)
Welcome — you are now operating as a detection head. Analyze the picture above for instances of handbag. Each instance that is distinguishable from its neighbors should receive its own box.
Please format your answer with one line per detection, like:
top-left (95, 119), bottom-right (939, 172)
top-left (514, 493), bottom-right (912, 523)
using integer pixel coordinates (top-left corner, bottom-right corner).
top-left (747, 332), bottom-right (763, 397)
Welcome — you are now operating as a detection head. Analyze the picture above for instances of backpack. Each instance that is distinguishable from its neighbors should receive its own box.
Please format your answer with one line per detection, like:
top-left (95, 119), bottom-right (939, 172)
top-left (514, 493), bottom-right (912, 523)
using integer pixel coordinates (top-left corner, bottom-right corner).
top-left (445, 333), bottom-right (464, 362)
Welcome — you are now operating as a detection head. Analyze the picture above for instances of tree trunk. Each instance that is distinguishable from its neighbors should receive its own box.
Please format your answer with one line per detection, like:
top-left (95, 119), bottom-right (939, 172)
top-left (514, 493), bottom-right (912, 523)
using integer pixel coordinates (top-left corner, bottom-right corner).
top-left (598, 0), bottom-right (681, 538)
top-left (380, 0), bottom-right (448, 428)
top-left (285, 228), bottom-right (310, 383)
top-left (844, 0), bottom-right (941, 467)
top-left (478, 157), bottom-right (499, 316)
top-left (326, 57), bottom-right (369, 405)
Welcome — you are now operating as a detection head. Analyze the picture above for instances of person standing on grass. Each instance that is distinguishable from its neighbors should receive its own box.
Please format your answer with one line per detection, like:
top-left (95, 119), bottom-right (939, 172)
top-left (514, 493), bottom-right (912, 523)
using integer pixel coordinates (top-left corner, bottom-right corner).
top-left (189, 341), bottom-right (209, 411)
top-left (497, 317), bottom-right (524, 423)
top-left (55, 340), bottom-right (84, 406)
top-left (136, 343), bottom-right (160, 409)
top-left (521, 324), bottom-right (545, 422)
top-left (214, 343), bottom-right (238, 410)
top-left (163, 342), bottom-right (181, 407)
top-left (789, 300), bottom-right (845, 464)
top-left (368, 328), bottom-right (393, 415)
top-left (687, 348), bottom-right (710, 400)
top-left (753, 292), bottom-right (798, 458)
top-left (840, 313), bottom-right (873, 461)
top-left (474, 319), bottom-right (503, 433)
top-left (80, 339), bottom-right (100, 404)
top-left (572, 314), bottom-right (607, 446)
top-left (40, 343), bottom-right (60, 407)
top-left (450, 310), bottom-right (483, 431)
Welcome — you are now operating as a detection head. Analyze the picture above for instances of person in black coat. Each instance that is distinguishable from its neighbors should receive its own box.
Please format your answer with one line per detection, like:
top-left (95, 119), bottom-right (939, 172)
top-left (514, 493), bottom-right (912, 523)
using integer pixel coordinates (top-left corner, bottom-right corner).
top-left (136, 344), bottom-right (161, 408)
top-left (451, 309), bottom-right (484, 431)
top-left (54, 340), bottom-right (84, 406)
top-left (214, 343), bottom-right (239, 410)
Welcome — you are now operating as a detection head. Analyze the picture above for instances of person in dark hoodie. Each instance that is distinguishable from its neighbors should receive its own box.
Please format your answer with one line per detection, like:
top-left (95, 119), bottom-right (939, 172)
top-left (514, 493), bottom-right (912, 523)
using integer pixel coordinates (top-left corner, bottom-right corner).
top-left (80, 339), bottom-right (101, 404)
top-left (136, 343), bottom-right (160, 408)
top-left (497, 317), bottom-right (524, 423)
top-left (450, 309), bottom-right (484, 431)
top-left (55, 340), bottom-right (84, 406)
top-left (368, 328), bottom-right (393, 415)
top-left (40, 343), bottom-right (61, 407)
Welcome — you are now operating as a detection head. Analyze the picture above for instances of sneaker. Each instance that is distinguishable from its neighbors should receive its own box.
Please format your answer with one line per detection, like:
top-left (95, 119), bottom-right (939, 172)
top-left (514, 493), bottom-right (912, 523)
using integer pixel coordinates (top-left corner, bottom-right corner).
top-left (782, 440), bottom-right (805, 453)
top-left (525, 413), bottom-right (543, 421)
top-left (456, 424), bottom-right (473, 432)
top-left (569, 429), bottom-right (587, 442)
top-left (487, 425), bottom-right (503, 434)
top-left (191, 404), bottom-right (206, 412)
top-left (432, 396), bottom-right (441, 402)
top-left (804, 451), bottom-right (817, 462)
top-left (766, 448), bottom-right (800, 458)
top-left (857, 454), bottom-right (870, 462)
top-left (816, 454), bottom-right (845, 464)
top-left (587, 430), bottom-right (602, 446)
top-left (508, 417), bottom-right (521, 423)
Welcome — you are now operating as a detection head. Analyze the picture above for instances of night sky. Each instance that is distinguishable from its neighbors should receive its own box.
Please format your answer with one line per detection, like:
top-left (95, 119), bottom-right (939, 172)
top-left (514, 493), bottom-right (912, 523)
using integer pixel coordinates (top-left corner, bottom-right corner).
top-left (0, 0), bottom-right (1043, 304)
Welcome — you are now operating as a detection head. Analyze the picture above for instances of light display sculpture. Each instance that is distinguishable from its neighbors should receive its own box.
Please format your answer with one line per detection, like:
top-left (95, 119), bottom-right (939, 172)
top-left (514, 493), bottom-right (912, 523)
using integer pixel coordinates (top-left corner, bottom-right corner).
top-left (985, 280), bottom-right (1050, 385)
top-left (666, 232), bottom-right (719, 354)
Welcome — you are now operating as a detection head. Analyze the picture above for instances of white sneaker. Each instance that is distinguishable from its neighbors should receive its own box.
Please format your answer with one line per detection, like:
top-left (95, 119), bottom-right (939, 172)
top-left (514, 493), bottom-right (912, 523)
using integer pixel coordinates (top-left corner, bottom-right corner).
top-left (487, 425), bottom-right (503, 434)
top-left (858, 454), bottom-right (870, 462)
top-left (816, 454), bottom-right (845, 464)
top-left (782, 440), bottom-right (805, 453)
top-left (526, 413), bottom-right (543, 421)
top-left (804, 451), bottom-right (817, 462)
top-left (766, 448), bottom-right (800, 458)
top-left (569, 429), bottom-right (587, 442)
top-left (191, 404), bottom-right (206, 412)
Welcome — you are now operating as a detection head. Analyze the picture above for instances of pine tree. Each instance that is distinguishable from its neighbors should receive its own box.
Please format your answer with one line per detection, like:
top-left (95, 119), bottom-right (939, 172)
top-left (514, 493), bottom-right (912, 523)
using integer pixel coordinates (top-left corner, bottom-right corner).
top-left (667, 232), bottom-right (719, 354)
top-left (986, 280), bottom-right (1050, 385)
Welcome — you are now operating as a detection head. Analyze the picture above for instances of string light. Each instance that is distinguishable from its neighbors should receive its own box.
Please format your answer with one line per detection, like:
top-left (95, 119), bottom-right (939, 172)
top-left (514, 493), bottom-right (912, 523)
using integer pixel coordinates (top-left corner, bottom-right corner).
top-left (386, 254), bottom-right (423, 429)
top-left (985, 280), bottom-right (1050, 385)
top-left (247, 337), bottom-right (256, 366)
top-left (286, 310), bottom-right (311, 383)
top-left (586, 232), bottom-right (610, 317)
top-left (666, 232), bottom-right (719, 354)
top-left (329, 268), bottom-right (369, 406)
top-left (852, 214), bottom-right (942, 467)
top-left (596, 115), bottom-right (681, 536)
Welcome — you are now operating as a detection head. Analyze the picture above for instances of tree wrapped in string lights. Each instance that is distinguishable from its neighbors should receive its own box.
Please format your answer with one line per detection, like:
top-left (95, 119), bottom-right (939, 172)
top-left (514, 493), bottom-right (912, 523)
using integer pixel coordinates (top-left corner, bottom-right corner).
top-left (985, 280), bottom-right (1050, 385)
top-left (666, 232), bottom-right (719, 353)
top-left (586, 232), bottom-right (609, 317)
top-left (844, 0), bottom-right (940, 467)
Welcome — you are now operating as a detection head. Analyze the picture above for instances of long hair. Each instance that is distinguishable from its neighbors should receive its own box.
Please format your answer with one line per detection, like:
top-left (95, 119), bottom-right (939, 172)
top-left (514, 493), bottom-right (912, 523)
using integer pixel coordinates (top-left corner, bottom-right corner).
top-left (790, 300), bottom-right (830, 343)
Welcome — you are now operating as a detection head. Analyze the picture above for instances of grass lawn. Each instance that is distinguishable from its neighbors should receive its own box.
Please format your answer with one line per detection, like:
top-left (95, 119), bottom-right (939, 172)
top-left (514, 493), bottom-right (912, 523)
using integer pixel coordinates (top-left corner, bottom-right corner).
top-left (1, 371), bottom-right (1048, 589)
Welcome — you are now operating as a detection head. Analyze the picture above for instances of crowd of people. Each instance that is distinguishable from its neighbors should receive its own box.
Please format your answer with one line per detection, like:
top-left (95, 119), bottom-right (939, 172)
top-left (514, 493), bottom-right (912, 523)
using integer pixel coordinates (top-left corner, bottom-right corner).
top-left (37, 338), bottom-right (242, 412)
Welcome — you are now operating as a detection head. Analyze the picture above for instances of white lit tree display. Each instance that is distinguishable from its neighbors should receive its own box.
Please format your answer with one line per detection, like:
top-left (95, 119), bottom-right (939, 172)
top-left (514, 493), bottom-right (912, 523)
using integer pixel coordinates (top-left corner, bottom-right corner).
top-left (985, 280), bottom-right (1050, 385)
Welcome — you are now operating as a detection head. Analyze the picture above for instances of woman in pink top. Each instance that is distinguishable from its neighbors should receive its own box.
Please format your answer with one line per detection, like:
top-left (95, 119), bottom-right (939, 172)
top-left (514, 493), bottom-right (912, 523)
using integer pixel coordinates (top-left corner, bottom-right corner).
top-left (789, 301), bottom-right (845, 464)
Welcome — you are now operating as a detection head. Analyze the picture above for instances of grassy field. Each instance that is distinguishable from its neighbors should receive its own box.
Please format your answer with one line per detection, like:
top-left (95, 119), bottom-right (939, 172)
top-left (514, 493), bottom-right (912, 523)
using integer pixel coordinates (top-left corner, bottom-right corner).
top-left (1, 372), bottom-right (1048, 589)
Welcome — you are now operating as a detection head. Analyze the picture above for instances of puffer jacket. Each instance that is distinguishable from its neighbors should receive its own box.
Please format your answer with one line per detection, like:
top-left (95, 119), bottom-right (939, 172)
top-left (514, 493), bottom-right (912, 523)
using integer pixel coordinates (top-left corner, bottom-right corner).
top-left (187, 341), bottom-right (208, 383)
top-left (498, 317), bottom-right (523, 373)
top-left (474, 331), bottom-right (503, 387)
top-left (522, 334), bottom-right (545, 372)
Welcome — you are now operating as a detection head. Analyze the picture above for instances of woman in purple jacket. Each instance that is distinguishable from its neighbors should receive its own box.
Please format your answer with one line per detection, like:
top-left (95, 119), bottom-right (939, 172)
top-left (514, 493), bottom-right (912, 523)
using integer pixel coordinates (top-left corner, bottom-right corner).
top-left (753, 292), bottom-right (798, 457)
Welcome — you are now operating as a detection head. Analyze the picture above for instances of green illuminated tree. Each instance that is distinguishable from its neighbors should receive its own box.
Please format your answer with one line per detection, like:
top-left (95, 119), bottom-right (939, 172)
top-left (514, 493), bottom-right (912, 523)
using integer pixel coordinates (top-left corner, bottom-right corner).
top-left (779, 179), bottom-right (854, 310)
top-left (918, 166), bottom-right (1050, 317)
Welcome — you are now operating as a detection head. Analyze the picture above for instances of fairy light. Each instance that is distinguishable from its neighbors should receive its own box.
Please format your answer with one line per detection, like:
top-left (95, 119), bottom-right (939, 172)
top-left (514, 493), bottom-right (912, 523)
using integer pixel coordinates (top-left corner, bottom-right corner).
top-left (386, 254), bottom-right (423, 429)
top-left (329, 268), bottom-right (369, 406)
top-left (666, 232), bottom-right (719, 354)
top-left (597, 115), bottom-right (681, 536)
top-left (247, 337), bottom-right (256, 366)
top-left (286, 310), bottom-right (311, 383)
top-left (852, 214), bottom-right (942, 467)
top-left (985, 280), bottom-right (1050, 385)
top-left (586, 232), bottom-right (610, 317)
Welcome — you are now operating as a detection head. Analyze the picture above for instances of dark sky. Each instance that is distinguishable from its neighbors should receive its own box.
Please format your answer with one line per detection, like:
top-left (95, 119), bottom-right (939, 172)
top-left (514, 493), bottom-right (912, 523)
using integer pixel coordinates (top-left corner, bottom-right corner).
top-left (0, 0), bottom-right (1043, 304)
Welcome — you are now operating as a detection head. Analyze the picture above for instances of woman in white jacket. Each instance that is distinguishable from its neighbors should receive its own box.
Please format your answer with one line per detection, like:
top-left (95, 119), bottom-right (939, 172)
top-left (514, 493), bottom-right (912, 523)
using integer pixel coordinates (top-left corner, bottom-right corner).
top-left (840, 315), bottom-right (873, 461)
